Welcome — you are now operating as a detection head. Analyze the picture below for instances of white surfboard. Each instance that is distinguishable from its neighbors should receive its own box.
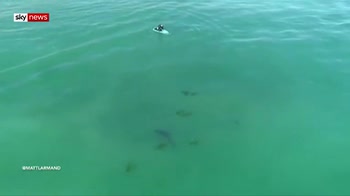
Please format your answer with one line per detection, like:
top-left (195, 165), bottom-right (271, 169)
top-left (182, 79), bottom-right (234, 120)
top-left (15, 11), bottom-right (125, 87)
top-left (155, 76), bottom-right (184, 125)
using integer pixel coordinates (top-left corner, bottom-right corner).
top-left (153, 27), bottom-right (170, 35)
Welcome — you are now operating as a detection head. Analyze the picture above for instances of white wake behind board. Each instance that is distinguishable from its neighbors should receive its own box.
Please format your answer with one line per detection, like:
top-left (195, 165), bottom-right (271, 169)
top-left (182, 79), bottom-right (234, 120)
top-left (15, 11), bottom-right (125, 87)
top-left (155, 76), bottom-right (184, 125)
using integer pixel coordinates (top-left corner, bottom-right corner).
top-left (153, 27), bottom-right (170, 34)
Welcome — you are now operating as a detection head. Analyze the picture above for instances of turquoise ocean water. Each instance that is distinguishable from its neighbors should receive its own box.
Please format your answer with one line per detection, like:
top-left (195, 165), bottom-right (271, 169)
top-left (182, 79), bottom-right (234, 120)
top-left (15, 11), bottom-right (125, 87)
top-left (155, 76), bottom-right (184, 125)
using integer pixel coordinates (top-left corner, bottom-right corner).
top-left (1, 0), bottom-right (350, 195)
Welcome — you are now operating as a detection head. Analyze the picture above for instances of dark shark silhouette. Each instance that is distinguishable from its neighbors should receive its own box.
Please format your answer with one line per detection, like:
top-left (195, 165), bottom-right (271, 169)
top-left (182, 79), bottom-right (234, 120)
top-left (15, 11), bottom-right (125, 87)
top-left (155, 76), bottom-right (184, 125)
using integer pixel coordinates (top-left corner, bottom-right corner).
top-left (154, 129), bottom-right (175, 146)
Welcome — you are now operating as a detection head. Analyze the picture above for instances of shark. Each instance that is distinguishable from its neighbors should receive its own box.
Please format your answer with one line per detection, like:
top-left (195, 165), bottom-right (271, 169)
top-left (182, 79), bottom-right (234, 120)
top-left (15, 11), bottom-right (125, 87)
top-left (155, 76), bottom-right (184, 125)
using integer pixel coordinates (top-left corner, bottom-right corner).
top-left (154, 129), bottom-right (175, 146)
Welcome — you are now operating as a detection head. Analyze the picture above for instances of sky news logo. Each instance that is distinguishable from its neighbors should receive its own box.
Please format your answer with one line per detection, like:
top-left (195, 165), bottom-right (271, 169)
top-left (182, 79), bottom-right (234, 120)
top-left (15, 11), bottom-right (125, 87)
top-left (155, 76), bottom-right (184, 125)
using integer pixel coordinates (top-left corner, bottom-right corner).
top-left (14, 13), bottom-right (49, 22)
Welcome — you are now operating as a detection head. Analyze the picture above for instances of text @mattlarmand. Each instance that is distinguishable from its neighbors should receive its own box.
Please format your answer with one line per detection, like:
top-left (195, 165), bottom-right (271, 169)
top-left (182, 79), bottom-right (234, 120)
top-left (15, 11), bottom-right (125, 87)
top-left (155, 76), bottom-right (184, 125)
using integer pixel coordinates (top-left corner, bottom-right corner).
top-left (22, 166), bottom-right (61, 171)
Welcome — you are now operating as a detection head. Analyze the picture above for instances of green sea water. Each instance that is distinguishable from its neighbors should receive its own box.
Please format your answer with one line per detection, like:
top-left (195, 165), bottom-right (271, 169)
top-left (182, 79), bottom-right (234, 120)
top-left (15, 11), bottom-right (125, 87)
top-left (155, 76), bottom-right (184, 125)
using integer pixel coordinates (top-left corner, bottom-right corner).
top-left (1, 0), bottom-right (350, 195)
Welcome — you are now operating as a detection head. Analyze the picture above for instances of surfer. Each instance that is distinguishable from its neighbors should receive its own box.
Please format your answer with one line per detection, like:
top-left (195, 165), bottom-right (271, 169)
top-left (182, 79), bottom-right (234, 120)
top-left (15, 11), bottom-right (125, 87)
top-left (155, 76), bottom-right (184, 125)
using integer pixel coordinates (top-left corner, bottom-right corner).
top-left (155, 24), bottom-right (164, 31)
